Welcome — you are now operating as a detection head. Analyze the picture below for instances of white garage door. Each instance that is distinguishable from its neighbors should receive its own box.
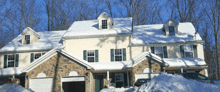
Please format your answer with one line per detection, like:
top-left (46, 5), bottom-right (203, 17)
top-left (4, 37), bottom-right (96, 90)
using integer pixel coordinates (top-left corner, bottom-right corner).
top-left (135, 73), bottom-right (159, 82)
top-left (29, 78), bottom-right (53, 92)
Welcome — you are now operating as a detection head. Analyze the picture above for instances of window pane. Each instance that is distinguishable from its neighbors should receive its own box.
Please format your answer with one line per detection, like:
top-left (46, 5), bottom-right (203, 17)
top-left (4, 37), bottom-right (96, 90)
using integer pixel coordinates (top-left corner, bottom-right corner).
top-left (115, 74), bottom-right (123, 81)
top-left (155, 47), bottom-right (163, 53)
top-left (88, 57), bottom-right (94, 62)
top-left (115, 49), bottom-right (122, 55)
top-left (156, 54), bottom-right (163, 58)
top-left (35, 53), bottom-right (41, 59)
top-left (184, 45), bottom-right (193, 51)
top-left (8, 55), bottom-right (14, 60)
top-left (169, 26), bottom-right (175, 35)
top-left (115, 56), bottom-right (122, 61)
top-left (102, 20), bottom-right (107, 29)
top-left (88, 50), bottom-right (94, 56)
top-left (185, 52), bottom-right (193, 58)
top-left (8, 62), bottom-right (14, 67)
top-left (25, 35), bottom-right (30, 44)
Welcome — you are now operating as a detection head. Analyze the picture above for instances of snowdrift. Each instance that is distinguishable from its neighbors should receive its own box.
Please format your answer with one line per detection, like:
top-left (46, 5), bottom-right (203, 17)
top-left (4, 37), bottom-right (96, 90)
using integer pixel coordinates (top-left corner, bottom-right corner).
top-left (101, 73), bottom-right (220, 92)
top-left (0, 83), bottom-right (34, 92)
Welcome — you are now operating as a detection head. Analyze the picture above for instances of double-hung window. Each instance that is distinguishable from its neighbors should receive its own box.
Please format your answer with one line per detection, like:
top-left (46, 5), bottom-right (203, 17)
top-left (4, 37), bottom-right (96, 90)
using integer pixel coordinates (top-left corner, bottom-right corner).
top-left (180, 45), bottom-right (197, 58)
top-left (4, 54), bottom-right (19, 68)
top-left (25, 35), bottom-right (30, 44)
top-left (7, 55), bottom-right (15, 67)
top-left (111, 48), bottom-right (126, 61)
top-left (30, 52), bottom-right (45, 63)
top-left (151, 46), bottom-right (168, 58)
top-left (83, 50), bottom-right (98, 62)
top-left (169, 26), bottom-right (175, 36)
top-left (87, 50), bottom-right (95, 62)
top-left (102, 20), bottom-right (107, 29)
top-left (184, 45), bottom-right (194, 58)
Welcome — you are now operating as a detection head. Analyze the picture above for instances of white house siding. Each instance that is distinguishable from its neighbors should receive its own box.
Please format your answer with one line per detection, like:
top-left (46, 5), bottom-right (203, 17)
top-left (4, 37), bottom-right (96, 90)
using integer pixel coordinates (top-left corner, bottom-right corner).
top-left (65, 35), bottom-right (130, 62)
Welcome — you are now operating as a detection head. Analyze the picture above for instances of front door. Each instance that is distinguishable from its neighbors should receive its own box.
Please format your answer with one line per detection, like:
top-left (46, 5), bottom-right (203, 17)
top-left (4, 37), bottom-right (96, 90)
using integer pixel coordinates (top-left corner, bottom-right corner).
top-left (95, 75), bottom-right (103, 92)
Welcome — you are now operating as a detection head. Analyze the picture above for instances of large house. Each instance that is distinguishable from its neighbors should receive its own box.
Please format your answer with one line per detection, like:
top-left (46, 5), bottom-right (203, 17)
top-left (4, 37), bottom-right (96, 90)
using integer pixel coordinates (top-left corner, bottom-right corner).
top-left (0, 12), bottom-right (207, 92)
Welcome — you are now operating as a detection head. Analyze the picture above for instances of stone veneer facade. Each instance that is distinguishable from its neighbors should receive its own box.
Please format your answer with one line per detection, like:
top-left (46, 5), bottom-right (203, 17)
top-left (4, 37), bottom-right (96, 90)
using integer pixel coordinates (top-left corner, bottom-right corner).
top-left (130, 57), bottom-right (162, 86)
top-left (25, 53), bottom-right (94, 92)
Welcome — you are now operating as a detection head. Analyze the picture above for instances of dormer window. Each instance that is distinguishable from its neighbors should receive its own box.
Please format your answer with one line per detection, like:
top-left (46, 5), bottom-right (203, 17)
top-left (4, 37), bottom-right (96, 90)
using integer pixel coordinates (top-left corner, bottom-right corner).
top-left (25, 35), bottom-right (30, 44)
top-left (102, 20), bottom-right (107, 29)
top-left (169, 26), bottom-right (175, 36)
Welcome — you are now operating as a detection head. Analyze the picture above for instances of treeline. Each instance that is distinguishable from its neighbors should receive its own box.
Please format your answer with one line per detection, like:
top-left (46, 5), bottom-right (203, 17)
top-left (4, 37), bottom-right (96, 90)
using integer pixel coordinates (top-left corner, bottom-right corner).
top-left (0, 0), bottom-right (219, 80)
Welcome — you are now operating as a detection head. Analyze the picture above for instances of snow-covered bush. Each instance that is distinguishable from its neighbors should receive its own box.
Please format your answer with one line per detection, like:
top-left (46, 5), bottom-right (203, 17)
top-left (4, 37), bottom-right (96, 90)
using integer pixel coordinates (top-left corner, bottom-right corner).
top-left (0, 83), bottom-right (34, 92)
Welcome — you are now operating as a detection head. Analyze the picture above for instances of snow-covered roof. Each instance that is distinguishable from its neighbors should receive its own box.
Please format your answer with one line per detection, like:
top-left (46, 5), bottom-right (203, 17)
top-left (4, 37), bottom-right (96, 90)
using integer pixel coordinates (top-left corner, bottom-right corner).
top-left (163, 58), bottom-right (206, 67)
top-left (22, 48), bottom-right (93, 73)
top-left (89, 61), bottom-right (130, 71)
top-left (63, 18), bottom-right (132, 38)
top-left (0, 31), bottom-right (66, 52)
top-left (0, 67), bottom-right (24, 76)
top-left (132, 22), bottom-right (202, 44)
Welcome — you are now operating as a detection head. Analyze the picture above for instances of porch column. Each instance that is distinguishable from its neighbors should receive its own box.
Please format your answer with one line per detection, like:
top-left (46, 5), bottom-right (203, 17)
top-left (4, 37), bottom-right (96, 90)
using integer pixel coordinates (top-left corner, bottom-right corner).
top-left (181, 68), bottom-right (183, 73)
top-left (127, 70), bottom-right (129, 87)
top-left (107, 71), bottom-right (109, 88)
top-left (205, 69), bottom-right (208, 77)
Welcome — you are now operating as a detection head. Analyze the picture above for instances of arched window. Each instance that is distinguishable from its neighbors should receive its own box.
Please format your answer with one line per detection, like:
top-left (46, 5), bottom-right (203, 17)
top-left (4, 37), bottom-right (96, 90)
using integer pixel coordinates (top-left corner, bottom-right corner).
top-left (69, 71), bottom-right (78, 76)
top-left (143, 68), bottom-right (153, 73)
top-left (37, 72), bottom-right (46, 78)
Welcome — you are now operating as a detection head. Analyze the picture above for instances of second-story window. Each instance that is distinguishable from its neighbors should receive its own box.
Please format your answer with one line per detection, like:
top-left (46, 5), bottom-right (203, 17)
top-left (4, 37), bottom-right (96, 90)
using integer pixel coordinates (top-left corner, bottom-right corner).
top-left (87, 50), bottom-right (95, 62)
top-left (34, 53), bottom-right (42, 59)
top-left (102, 20), bottom-right (107, 29)
top-left (151, 46), bottom-right (168, 58)
top-left (25, 35), bottom-right (30, 44)
top-left (8, 55), bottom-right (15, 67)
top-left (180, 45), bottom-right (197, 58)
top-left (83, 50), bottom-right (99, 62)
top-left (169, 26), bottom-right (175, 36)
top-left (184, 45), bottom-right (194, 58)
top-left (111, 48), bottom-right (126, 62)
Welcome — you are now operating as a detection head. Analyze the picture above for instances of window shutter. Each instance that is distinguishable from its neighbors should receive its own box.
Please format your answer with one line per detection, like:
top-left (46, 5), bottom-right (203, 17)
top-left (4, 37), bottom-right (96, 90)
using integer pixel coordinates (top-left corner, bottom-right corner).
top-left (151, 47), bottom-right (155, 53)
top-left (111, 49), bottom-right (114, 62)
top-left (31, 53), bottom-right (34, 63)
top-left (124, 73), bottom-right (128, 86)
top-left (193, 45), bottom-right (197, 58)
top-left (83, 50), bottom-right (87, 60)
top-left (4, 55), bottom-right (7, 68)
top-left (123, 48), bottom-right (126, 61)
top-left (95, 50), bottom-right (98, 62)
top-left (180, 45), bottom-right (184, 58)
top-left (15, 54), bottom-right (19, 67)
top-left (163, 46), bottom-right (168, 58)
top-left (111, 74), bottom-right (115, 87)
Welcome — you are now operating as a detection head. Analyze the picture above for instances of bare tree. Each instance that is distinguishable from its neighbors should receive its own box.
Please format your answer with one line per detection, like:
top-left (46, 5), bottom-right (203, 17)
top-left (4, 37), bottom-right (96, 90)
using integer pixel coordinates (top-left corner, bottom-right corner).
top-left (203, 0), bottom-right (220, 79)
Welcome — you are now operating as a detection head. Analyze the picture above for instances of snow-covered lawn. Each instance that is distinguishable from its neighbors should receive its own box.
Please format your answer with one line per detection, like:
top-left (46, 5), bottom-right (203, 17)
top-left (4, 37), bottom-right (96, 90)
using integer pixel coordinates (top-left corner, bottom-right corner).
top-left (101, 73), bottom-right (220, 92)
top-left (0, 83), bottom-right (34, 92)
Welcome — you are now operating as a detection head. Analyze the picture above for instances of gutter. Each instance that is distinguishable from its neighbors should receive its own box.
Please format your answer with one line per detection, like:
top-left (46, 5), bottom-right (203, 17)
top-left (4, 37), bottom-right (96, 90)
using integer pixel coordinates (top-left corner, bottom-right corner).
top-left (62, 33), bottom-right (132, 39)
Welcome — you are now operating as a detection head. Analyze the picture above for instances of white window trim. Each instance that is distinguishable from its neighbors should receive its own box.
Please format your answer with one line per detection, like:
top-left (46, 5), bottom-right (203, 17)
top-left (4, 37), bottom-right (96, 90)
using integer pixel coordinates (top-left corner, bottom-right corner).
top-left (7, 54), bottom-right (15, 68)
top-left (115, 74), bottom-right (124, 87)
top-left (114, 48), bottom-right (124, 62)
top-left (154, 46), bottom-right (164, 58)
top-left (86, 50), bottom-right (96, 62)
top-left (184, 45), bottom-right (194, 58)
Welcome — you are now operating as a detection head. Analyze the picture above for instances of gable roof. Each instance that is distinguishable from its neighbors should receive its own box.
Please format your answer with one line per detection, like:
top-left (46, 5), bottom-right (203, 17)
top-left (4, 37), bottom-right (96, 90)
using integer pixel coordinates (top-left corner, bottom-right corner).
top-left (62, 17), bottom-right (132, 38)
top-left (22, 48), bottom-right (93, 73)
top-left (21, 27), bottom-right (40, 38)
top-left (0, 30), bottom-right (67, 53)
top-left (126, 52), bottom-right (168, 68)
top-left (132, 22), bottom-right (202, 45)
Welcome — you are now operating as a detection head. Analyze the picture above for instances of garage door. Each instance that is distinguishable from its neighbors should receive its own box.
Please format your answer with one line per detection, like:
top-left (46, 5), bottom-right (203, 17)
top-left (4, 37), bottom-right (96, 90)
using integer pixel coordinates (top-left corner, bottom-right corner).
top-left (62, 76), bottom-right (85, 92)
top-left (135, 73), bottom-right (159, 82)
top-left (29, 78), bottom-right (53, 92)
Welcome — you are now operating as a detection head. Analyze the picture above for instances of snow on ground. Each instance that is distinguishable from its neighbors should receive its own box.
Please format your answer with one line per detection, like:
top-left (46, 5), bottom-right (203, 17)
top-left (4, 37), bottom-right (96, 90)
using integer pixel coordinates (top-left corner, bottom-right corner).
top-left (101, 73), bottom-right (220, 92)
top-left (0, 83), bottom-right (34, 92)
